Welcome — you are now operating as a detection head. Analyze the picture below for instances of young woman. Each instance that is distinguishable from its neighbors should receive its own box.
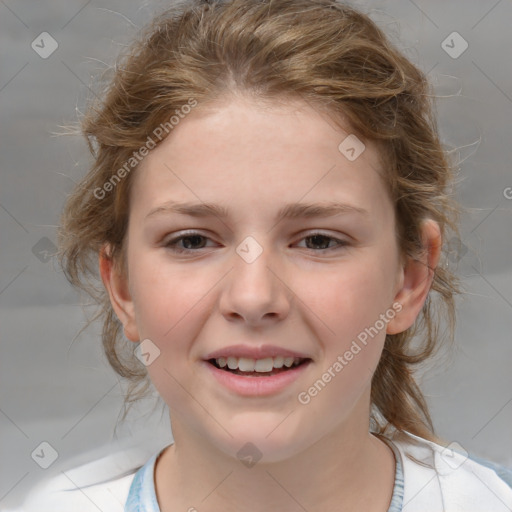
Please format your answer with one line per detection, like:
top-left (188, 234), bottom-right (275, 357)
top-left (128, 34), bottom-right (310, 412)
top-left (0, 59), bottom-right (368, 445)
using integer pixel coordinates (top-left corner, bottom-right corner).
top-left (17, 0), bottom-right (512, 510)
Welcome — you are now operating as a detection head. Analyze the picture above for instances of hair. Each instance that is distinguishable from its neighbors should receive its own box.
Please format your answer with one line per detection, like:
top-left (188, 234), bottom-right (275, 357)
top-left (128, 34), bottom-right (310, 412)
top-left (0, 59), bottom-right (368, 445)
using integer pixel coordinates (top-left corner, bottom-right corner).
top-left (58, 0), bottom-right (462, 444)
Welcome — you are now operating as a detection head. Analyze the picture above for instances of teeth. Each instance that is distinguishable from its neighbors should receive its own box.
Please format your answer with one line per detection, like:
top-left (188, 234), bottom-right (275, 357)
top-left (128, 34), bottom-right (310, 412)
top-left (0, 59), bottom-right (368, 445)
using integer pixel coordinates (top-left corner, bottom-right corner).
top-left (254, 358), bottom-right (274, 372)
top-left (273, 356), bottom-right (284, 368)
top-left (238, 357), bottom-right (257, 372)
top-left (214, 356), bottom-right (304, 372)
top-left (283, 357), bottom-right (294, 368)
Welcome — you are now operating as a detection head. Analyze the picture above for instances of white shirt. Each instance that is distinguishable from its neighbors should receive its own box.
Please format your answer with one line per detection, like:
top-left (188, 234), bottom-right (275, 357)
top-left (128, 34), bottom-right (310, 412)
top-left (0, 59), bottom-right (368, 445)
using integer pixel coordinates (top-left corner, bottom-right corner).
top-left (6, 430), bottom-right (512, 511)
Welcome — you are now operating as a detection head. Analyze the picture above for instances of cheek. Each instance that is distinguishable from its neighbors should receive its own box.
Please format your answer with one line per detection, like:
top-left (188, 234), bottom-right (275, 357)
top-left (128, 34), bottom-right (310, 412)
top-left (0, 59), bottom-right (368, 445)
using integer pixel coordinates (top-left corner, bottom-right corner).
top-left (129, 250), bottom-right (205, 339)
top-left (296, 268), bottom-right (391, 421)
top-left (297, 255), bottom-right (396, 394)
top-left (129, 259), bottom-right (212, 409)
top-left (300, 257), bottom-right (395, 338)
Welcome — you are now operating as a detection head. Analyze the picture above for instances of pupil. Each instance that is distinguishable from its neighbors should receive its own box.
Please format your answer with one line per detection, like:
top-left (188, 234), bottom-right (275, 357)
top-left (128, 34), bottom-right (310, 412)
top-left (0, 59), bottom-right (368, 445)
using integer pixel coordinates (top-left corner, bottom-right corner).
top-left (183, 235), bottom-right (204, 249)
top-left (308, 235), bottom-right (329, 250)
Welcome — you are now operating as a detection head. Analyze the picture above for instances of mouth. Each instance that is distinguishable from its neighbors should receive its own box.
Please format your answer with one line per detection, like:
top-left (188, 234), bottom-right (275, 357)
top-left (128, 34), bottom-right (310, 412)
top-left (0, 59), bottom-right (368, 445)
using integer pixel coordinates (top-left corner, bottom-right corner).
top-left (207, 356), bottom-right (312, 377)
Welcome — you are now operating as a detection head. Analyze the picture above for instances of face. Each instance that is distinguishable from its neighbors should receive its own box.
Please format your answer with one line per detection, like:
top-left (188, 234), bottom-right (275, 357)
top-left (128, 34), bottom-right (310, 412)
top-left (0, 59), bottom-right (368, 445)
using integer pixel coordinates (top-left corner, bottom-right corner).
top-left (105, 95), bottom-right (424, 463)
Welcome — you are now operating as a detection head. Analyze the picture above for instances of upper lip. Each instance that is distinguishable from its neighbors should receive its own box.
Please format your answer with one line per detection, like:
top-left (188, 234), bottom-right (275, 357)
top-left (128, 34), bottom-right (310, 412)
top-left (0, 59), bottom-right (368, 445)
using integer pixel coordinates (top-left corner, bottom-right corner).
top-left (203, 344), bottom-right (312, 360)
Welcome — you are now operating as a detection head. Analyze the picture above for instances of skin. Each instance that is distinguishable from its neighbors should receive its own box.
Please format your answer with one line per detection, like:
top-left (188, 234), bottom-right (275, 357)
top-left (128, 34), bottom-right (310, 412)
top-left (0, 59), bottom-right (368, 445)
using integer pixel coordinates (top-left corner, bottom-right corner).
top-left (100, 95), bottom-right (441, 511)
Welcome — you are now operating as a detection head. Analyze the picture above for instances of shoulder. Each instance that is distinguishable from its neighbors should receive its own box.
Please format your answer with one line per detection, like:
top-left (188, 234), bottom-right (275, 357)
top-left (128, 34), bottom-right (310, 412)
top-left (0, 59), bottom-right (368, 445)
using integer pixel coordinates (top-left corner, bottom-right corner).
top-left (388, 430), bottom-right (512, 511)
top-left (10, 446), bottom-right (154, 512)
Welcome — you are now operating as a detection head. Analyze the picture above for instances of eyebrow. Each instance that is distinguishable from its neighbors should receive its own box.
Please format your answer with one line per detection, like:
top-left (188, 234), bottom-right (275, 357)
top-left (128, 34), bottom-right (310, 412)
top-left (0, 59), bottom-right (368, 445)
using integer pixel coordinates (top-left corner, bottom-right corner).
top-left (145, 200), bottom-right (369, 222)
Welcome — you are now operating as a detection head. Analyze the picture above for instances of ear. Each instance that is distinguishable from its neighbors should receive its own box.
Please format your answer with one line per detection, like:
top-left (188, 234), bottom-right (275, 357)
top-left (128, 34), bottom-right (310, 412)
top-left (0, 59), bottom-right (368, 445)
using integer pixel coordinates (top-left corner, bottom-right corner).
top-left (386, 219), bottom-right (442, 335)
top-left (99, 244), bottom-right (140, 342)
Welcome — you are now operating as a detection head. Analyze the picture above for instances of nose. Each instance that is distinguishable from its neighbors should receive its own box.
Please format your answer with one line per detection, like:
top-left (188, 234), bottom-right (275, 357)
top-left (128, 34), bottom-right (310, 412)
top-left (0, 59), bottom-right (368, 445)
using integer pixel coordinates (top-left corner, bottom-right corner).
top-left (218, 237), bottom-right (291, 326)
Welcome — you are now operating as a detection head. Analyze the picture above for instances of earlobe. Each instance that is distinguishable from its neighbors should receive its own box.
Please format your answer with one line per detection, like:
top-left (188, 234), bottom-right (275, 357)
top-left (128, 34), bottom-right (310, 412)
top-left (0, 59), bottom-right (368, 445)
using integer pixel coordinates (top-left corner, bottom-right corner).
top-left (386, 219), bottom-right (442, 335)
top-left (99, 245), bottom-right (140, 342)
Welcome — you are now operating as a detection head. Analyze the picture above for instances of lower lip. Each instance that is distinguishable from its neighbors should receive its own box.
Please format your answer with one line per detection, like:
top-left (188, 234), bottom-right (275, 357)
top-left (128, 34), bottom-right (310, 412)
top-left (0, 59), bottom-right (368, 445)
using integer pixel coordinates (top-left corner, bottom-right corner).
top-left (202, 360), bottom-right (312, 396)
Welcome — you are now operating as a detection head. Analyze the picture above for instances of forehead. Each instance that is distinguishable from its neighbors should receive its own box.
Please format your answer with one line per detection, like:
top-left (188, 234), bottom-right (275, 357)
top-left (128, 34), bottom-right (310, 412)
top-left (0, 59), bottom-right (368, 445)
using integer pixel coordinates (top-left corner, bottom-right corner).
top-left (130, 96), bottom-right (391, 223)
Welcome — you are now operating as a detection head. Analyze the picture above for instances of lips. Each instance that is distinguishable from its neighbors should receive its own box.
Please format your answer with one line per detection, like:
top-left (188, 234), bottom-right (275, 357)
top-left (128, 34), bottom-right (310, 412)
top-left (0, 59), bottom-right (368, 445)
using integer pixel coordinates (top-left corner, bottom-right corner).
top-left (202, 345), bottom-right (312, 384)
top-left (203, 344), bottom-right (312, 361)
top-left (203, 356), bottom-right (312, 395)
top-left (209, 355), bottom-right (308, 376)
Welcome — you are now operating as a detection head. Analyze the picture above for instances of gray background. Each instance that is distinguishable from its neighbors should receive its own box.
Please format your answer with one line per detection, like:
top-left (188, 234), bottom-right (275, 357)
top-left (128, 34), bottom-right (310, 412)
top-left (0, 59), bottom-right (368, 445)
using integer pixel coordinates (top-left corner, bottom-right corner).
top-left (1, 0), bottom-right (511, 508)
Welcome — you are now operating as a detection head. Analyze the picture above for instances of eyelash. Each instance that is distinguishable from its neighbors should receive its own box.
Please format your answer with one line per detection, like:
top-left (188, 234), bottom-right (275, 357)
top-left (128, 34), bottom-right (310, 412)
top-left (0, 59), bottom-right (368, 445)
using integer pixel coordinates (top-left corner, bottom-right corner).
top-left (164, 230), bottom-right (349, 254)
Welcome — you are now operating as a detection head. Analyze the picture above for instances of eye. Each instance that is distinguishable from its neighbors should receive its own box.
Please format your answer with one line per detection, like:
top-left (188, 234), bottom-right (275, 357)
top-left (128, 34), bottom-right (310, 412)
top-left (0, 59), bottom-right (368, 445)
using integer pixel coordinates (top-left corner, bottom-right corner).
top-left (164, 230), bottom-right (349, 254)
top-left (295, 232), bottom-right (349, 251)
top-left (164, 231), bottom-right (215, 253)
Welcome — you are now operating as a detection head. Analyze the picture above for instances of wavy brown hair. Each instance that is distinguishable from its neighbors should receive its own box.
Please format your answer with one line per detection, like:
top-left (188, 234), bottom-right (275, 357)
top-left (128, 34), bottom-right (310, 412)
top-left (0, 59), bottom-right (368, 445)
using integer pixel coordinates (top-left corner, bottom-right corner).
top-left (58, 0), bottom-right (462, 443)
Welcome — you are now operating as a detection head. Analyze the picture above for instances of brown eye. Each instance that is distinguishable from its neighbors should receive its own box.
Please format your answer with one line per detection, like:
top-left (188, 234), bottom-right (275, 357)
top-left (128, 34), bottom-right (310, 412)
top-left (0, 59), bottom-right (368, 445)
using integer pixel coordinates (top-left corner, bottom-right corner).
top-left (165, 232), bottom-right (213, 253)
top-left (297, 233), bottom-right (348, 251)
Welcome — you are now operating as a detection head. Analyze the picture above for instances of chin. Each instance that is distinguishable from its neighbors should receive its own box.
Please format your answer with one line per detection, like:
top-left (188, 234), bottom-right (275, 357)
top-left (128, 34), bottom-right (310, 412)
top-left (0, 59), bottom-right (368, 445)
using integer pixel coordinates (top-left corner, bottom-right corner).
top-left (211, 417), bottom-right (311, 465)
